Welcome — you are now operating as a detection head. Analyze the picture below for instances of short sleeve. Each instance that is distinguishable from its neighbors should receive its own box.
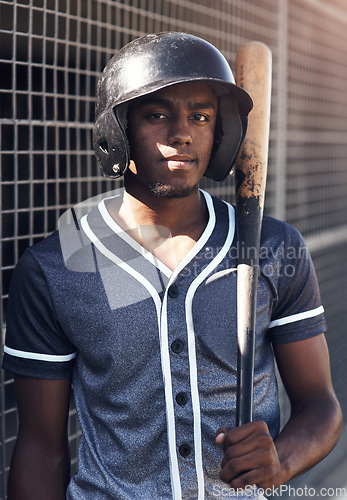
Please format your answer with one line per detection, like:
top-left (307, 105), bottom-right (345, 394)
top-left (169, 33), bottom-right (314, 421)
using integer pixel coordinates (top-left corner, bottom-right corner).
top-left (2, 247), bottom-right (76, 379)
top-left (268, 224), bottom-right (326, 344)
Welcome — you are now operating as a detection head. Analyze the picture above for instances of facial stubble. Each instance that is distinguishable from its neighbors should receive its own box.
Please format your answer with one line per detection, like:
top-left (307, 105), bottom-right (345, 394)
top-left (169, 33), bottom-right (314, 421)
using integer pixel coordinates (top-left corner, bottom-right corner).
top-left (148, 181), bottom-right (200, 199)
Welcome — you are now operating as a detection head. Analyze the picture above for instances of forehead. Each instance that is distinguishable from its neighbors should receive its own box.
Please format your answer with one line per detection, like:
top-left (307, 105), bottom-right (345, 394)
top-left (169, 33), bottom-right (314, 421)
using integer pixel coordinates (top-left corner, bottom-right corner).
top-left (133, 81), bottom-right (218, 109)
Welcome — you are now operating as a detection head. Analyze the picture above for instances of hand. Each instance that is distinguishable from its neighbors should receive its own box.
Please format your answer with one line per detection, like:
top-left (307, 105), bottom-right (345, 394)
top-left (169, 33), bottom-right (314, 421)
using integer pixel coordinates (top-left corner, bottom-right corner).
top-left (215, 420), bottom-right (283, 490)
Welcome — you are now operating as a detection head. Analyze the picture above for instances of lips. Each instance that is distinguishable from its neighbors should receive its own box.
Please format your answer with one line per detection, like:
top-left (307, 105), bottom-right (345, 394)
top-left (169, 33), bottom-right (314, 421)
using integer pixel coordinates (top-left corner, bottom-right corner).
top-left (161, 155), bottom-right (196, 169)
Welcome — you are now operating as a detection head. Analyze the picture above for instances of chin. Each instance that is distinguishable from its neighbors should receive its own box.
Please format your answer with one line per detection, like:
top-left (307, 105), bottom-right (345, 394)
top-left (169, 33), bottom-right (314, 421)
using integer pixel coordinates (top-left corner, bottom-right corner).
top-left (149, 182), bottom-right (199, 199)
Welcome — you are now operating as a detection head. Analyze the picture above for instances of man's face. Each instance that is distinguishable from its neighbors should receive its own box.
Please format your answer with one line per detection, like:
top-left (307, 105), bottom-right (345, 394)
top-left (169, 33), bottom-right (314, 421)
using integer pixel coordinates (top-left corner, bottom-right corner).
top-left (126, 81), bottom-right (218, 198)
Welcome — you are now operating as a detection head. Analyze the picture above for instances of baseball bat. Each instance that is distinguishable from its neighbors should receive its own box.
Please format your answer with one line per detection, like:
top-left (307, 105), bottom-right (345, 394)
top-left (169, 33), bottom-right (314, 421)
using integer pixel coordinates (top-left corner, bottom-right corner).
top-left (234, 41), bottom-right (272, 426)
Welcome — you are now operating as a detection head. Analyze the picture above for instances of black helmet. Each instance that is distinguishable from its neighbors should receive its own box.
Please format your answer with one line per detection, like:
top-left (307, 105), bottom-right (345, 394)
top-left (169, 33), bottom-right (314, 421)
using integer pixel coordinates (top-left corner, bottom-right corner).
top-left (93, 32), bottom-right (253, 181)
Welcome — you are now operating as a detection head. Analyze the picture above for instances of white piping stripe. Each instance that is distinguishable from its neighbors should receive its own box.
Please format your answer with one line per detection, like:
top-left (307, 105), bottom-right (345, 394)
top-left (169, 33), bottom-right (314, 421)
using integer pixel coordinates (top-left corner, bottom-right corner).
top-left (166, 191), bottom-right (216, 280)
top-left (81, 214), bottom-right (182, 499)
top-left (161, 191), bottom-right (216, 500)
top-left (98, 197), bottom-right (173, 278)
top-left (99, 190), bottom-right (215, 283)
top-left (81, 215), bottom-right (163, 307)
top-left (185, 201), bottom-right (235, 500)
top-left (81, 191), bottom-right (216, 500)
top-left (268, 305), bottom-right (324, 329)
top-left (3, 345), bottom-right (76, 362)
top-left (160, 290), bottom-right (182, 500)
top-left (157, 190), bottom-right (216, 500)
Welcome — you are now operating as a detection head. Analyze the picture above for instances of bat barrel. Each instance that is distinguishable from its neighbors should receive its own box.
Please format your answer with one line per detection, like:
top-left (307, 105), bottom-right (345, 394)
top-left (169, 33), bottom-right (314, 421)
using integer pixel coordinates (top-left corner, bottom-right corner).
top-left (235, 41), bottom-right (272, 426)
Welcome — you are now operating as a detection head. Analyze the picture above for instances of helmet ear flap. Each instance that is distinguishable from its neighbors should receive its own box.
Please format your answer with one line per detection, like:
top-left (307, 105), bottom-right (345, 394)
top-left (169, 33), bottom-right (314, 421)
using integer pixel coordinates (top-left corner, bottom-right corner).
top-left (204, 96), bottom-right (246, 181)
top-left (93, 108), bottom-right (129, 179)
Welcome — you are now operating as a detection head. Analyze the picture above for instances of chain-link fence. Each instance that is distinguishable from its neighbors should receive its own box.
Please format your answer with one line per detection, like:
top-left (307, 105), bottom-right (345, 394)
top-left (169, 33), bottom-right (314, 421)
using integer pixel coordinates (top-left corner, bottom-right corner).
top-left (1, 0), bottom-right (347, 497)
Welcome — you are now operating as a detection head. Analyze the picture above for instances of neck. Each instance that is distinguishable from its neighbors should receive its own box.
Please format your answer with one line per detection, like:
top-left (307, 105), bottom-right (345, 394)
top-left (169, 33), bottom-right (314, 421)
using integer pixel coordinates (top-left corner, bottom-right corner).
top-left (106, 185), bottom-right (209, 271)
top-left (118, 178), bottom-right (208, 238)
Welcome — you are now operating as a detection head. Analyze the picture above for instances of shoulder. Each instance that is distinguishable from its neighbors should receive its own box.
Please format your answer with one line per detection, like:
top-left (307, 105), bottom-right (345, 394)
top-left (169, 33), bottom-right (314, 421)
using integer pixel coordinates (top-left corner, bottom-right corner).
top-left (259, 215), bottom-right (310, 271)
top-left (257, 215), bottom-right (311, 272)
top-left (21, 201), bottom-right (103, 275)
top-left (16, 230), bottom-right (62, 273)
top-left (8, 231), bottom-right (66, 304)
top-left (211, 194), bottom-right (304, 250)
top-left (261, 214), bottom-right (305, 248)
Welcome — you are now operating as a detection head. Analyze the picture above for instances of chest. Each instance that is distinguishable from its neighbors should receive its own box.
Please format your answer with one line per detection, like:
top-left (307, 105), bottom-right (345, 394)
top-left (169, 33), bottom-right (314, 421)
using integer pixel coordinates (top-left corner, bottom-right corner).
top-left (125, 226), bottom-right (205, 271)
top-left (52, 259), bottom-right (274, 370)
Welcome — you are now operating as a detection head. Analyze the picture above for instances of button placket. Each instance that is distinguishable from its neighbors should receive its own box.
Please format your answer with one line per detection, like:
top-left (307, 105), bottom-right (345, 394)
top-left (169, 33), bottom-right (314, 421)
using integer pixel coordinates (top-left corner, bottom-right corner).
top-left (166, 278), bottom-right (194, 463)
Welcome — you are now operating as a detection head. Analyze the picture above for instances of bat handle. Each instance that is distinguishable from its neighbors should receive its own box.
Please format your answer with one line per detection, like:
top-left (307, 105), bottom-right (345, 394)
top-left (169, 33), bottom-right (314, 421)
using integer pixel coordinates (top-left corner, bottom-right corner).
top-left (236, 263), bottom-right (259, 426)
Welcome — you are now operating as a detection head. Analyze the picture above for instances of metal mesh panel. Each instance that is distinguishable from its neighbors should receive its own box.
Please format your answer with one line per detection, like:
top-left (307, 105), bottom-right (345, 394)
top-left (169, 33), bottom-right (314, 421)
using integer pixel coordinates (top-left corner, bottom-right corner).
top-left (1, 0), bottom-right (347, 497)
top-left (285, 0), bottom-right (347, 235)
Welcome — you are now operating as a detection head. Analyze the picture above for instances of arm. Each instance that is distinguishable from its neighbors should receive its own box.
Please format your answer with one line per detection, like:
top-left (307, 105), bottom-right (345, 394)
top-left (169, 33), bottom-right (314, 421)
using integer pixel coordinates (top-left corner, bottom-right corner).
top-left (216, 333), bottom-right (342, 489)
top-left (8, 375), bottom-right (72, 500)
top-left (273, 333), bottom-right (342, 482)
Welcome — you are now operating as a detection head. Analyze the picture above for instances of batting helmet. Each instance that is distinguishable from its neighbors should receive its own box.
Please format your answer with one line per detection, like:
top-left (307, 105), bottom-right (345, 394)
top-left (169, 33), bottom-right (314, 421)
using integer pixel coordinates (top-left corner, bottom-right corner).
top-left (93, 32), bottom-right (253, 181)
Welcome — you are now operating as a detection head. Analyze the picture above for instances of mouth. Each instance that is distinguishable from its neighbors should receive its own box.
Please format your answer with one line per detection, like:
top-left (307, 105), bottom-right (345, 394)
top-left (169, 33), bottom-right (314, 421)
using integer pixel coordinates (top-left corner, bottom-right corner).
top-left (161, 156), bottom-right (196, 170)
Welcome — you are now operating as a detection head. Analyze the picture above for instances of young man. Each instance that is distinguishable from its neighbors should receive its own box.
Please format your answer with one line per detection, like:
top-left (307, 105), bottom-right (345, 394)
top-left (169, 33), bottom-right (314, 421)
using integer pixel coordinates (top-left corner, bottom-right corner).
top-left (3, 32), bottom-right (342, 500)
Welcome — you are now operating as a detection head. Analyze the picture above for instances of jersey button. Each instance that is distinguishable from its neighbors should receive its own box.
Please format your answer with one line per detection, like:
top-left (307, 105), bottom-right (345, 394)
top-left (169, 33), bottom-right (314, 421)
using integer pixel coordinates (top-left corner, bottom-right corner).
top-left (171, 339), bottom-right (184, 354)
top-left (179, 444), bottom-right (191, 457)
top-left (176, 392), bottom-right (188, 406)
top-left (168, 284), bottom-right (179, 298)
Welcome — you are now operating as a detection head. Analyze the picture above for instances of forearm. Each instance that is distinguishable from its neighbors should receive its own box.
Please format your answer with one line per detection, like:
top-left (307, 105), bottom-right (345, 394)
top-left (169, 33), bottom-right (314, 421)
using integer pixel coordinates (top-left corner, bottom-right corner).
top-left (7, 435), bottom-right (71, 500)
top-left (274, 392), bottom-right (342, 486)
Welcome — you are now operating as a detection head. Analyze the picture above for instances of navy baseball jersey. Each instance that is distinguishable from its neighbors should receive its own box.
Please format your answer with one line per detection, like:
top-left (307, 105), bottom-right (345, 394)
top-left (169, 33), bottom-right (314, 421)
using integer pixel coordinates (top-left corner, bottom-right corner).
top-left (3, 189), bottom-right (326, 499)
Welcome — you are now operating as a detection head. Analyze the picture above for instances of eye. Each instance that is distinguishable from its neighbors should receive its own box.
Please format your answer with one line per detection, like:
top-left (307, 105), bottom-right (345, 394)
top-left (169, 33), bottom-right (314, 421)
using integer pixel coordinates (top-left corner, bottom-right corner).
top-left (191, 113), bottom-right (209, 122)
top-left (147, 112), bottom-right (168, 120)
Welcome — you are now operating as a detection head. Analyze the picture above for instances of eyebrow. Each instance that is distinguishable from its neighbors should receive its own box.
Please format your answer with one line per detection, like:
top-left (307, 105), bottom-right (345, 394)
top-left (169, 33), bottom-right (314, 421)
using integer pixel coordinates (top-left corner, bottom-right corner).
top-left (137, 97), bottom-right (217, 111)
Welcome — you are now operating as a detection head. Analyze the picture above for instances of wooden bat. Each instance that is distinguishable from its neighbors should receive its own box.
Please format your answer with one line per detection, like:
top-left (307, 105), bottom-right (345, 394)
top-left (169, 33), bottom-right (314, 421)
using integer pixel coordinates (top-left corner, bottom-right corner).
top-left (234, 41), bottom-right (272, 426)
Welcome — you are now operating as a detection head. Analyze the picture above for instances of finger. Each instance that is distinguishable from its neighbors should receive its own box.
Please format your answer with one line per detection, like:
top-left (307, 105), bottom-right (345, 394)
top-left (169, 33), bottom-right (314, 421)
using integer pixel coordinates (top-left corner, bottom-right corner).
top-left (215, 432), bottom-right (225, 445)
top-left (216, 426), bottom-right (229, 437)
top-left (229, 469), bottom-right (260, 490)
top-left (221, 444), bottom-right (266, 471)
top-left (221, 427), bottom-right (274, 466)
top-left (215, 426), bottom-right (229, 445)
top-left (215, 421), bottom-right (266, 447)
top-left (220, 446), bottom-right (254, 474)
top-left (219, 450), bottom-right (261, 484)
top-left (223, 420), bottom-right (269, 448)
top-left (219, 458), bottom-right (251, 484)
top-left (229, 464), bottom-right (276, 490)
top-left (220, 445), bottom-right (279, 485)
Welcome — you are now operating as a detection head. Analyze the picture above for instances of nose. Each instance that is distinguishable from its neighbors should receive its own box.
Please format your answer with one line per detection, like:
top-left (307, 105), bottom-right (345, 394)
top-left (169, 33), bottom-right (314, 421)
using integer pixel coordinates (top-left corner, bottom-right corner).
top-left (167, 115), bottom-right (192, 145)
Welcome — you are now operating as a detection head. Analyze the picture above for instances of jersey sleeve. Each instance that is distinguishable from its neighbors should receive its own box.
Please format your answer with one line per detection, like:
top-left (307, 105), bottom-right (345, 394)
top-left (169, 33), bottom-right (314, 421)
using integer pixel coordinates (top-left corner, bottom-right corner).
top-left (268, 223), bottom-right (326, 344)
top-left (2, 247), bottom-right (76, 379)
